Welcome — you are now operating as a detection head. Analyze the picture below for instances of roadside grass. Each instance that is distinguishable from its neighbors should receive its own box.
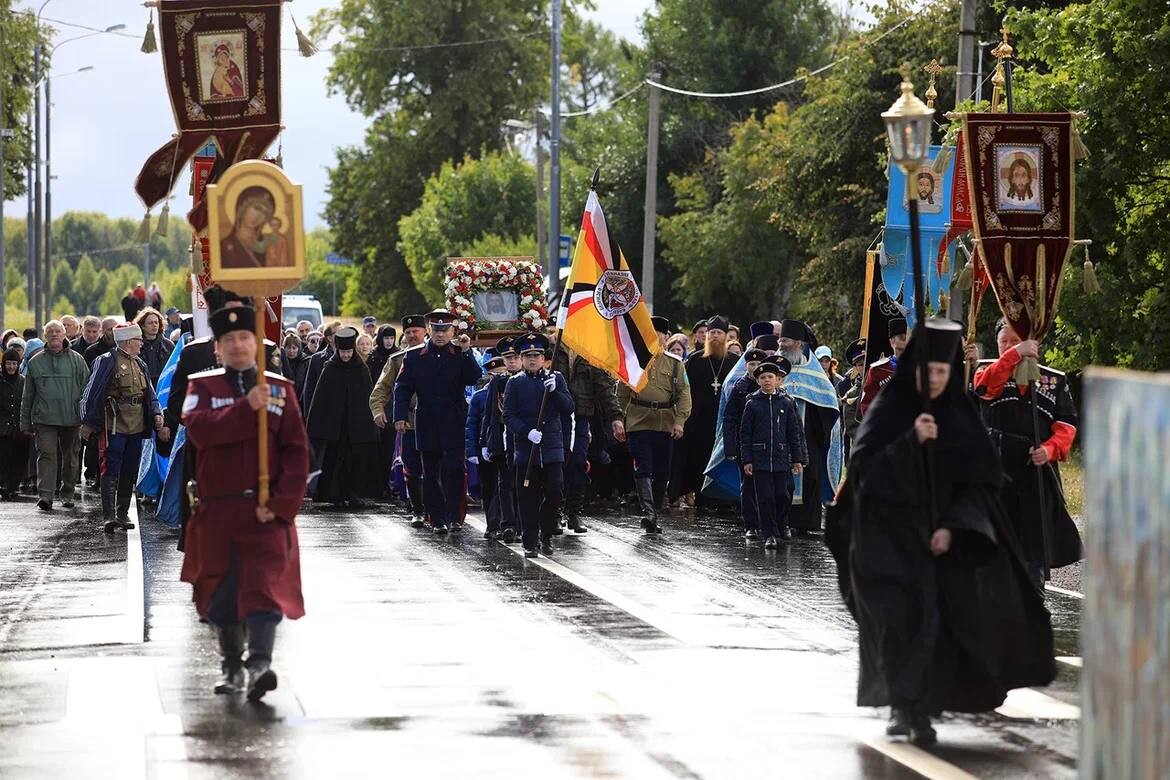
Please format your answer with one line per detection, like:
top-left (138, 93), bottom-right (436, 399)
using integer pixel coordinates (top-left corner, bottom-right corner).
top-left (1061, 448), bottom-right (1084, 518)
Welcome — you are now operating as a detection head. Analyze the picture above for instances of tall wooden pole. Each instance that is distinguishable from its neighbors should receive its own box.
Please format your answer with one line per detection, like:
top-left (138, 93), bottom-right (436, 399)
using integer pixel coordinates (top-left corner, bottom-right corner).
top-left (255, 302), bottom-right (270, 506)
top-left (640, 74), bottom-right (661, 313)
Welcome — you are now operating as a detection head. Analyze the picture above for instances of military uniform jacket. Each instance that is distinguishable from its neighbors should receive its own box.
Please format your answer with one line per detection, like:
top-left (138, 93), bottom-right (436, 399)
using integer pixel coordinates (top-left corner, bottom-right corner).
top-left (615, 352), bottom-right (692, 433)
top-left (973, 350), bottom-right (1077, 460)
top-left (370, 346), bottom-right (414, 424)
top-left (180, 368), bottom-right (309, 621)
top-left (80, 349), bottom-right (161, 437)
top-left (392, 342), bottom-right (482, 452)
top-left (503, 370), bottom-right (574, 467)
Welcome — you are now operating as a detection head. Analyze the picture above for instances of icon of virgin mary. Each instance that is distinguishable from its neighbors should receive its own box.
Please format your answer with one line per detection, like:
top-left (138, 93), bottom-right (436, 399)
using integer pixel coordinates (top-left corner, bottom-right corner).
top-left (220, 186), bottom-right (292, 269)
top-left (210, 42), bottom-right (245, 99)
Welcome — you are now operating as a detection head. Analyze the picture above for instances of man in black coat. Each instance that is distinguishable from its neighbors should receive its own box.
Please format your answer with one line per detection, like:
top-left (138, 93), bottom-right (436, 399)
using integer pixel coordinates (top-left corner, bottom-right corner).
top-left (392, 310), bottom-right (481, 533)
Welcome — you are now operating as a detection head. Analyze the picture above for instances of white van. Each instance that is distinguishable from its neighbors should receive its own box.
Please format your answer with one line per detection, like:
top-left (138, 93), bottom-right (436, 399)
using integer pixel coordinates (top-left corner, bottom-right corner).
top-left (282, 294), bottom-right (324, 330)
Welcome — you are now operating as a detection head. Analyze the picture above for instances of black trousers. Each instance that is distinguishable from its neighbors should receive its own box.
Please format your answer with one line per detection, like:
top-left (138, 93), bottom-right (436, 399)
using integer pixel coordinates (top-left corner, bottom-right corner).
top-left (421, 448), bottom-right (465, 525)
top-left (0, 436), bottom-right (29, 494)
top-left (498, 460), bottom-right (519, 532)
top-left (479, 459), bottom-right (501, 531)
top-left (751, 469), bottom-right (792, 538)
top-left (627, 430), bottom-right (672, 481)
top-left (516, 460), bottom-right (564, 548)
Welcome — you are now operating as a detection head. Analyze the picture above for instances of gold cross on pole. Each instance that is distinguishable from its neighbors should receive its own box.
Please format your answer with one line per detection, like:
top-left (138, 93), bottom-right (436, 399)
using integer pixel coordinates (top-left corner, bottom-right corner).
top-left (923, 59), bottom-right (943, 109)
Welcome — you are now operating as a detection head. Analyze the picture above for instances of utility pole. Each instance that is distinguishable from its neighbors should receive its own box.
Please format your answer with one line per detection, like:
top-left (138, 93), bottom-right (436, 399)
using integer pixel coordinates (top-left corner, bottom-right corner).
top-left (32, 44), bottom-right (42, 327)
top-left (640, 73), bottom-right (662, 313)
top-left (956, 0), bottom-right (978, 104)
top-left (534, 109), bottom-right (547, 277)
top-left (547, 0), bottom-right (562, 299)
top-left (143, 241), bottom-right (151, 307)
top-left (26, 111), bottom-right (33, 317)
top-left (43, 73), bottom-right (52, 320)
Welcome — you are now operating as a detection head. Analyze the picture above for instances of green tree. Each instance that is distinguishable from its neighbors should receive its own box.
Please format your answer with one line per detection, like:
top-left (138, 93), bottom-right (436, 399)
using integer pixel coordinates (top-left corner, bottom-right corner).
top-left (0, 2), bottom-right (50, 199)
top-left (72, 254), bottom-right (108, 316)
top-left (398, 152), bottom-right (539, 302)
top-left (52, 261), bottom-right (74, 305)
top-left (1005, 0), bottom-right (1170, 370)
top-left (311, 0), bottom-right (548, 316)
top-left (291, 228), bottom-right (355, 315)
top-left (563, 16), bottom-right (628, 113)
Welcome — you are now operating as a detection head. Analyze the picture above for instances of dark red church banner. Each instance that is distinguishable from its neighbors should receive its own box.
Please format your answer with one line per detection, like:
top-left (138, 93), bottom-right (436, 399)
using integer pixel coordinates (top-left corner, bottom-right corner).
top-left (961, 113), bottom-right (1077, 343)
top-left (135, 0), bottom-right (282, 214)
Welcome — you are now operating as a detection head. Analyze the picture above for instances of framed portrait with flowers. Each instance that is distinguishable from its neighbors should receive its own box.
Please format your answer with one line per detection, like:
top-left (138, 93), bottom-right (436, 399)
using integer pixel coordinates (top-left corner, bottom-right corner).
top-left (445, 257), bottom-right (550, 340)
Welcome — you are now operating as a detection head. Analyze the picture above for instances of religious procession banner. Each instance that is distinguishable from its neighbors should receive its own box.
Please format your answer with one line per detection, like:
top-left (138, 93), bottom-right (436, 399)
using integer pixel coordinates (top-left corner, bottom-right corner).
top-left (860, 248), bottom-right (903, 368)
top-left (135, 0), bottom-right (283, 219)
top-left (938, 131), bottom-right (991, 327)
top-left (557, 190), bottom-right (661, 392)
top-left (961, 113), bottom-right (1078, 343)
top-left (881, 145), bottom-right (956, 328)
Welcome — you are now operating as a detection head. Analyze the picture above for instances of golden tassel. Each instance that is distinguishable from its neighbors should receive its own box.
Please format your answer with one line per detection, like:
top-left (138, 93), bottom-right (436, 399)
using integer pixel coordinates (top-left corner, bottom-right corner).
top-left (956, 259), bottom-right (973, 291)
top-left (932, 145), bottom-right (953, 174)
top-left (292, 14), bottom-right (318, 57)
top-left (940, 249), bottom-right (951, 276)
top-left (1014, 355), bottom-right (1041, 387)
top-left (156, 203), bottom-right (170, 237)
top-left (939, 291), bottom-right (950, 312)
top-left (1071, 122), bottom-right (1090, 160)
top-left (141, 11), bottom-right (158, 54)
top-left (1083, 245), bottom-right (1102, 294)
top-left (136, 211), bottom-right (152, 242)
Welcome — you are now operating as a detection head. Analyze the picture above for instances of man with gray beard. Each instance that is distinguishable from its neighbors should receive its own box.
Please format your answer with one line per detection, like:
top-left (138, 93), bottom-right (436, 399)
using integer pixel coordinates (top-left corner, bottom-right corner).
top-left (776, 319), bottom-right (843, 535)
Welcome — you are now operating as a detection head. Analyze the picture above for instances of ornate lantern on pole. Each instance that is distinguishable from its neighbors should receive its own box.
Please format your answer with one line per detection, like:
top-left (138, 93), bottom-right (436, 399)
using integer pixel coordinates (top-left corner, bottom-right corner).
top-left (881, 74), bottom-right (935, 402)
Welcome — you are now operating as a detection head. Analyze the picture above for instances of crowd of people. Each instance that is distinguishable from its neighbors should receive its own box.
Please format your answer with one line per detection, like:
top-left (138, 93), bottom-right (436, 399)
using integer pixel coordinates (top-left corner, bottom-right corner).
top-left (0, 292), bottom-right (1082, 724)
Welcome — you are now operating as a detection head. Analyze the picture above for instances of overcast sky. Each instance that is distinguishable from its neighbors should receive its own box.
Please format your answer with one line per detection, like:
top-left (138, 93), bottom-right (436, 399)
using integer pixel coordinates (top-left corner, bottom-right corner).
top-left (3, 0), bottom-right (654, 229)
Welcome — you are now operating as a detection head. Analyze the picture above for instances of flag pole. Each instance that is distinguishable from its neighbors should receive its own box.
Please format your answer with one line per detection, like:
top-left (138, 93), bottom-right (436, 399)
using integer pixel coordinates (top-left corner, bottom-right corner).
top-left (522, 169), bottom-right (598, 488)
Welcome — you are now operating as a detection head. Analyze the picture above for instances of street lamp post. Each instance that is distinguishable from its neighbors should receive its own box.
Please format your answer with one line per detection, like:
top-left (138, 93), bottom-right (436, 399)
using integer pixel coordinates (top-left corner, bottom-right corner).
top-left (881, 74), bottom-right (936, 523)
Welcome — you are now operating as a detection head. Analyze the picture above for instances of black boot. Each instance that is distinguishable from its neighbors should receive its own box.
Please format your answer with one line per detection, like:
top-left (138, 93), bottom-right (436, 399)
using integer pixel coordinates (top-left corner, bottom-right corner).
top-left (565, 485), bottom-right (587, 533)
top-left (886, 706), bottom-right (912, 737)
top-left (651, 479), bottom-right (669, 516)
top-left (214, 624), bottom-right (246, 695)
top-left (115, 477), bottom-right (135, 530)
top-left (910, 709), bottom-right (937, 746)
top-left (244, 616), bottom-right (279, 702)
top-left (635, 478), bottom-right (661, 534)
top-left (100, 475), bottom-right (118, 533)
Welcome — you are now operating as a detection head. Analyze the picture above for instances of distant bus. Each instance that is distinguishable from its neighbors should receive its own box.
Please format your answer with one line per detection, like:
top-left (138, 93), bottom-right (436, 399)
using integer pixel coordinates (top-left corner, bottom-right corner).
top-left (282, 294), bottom-right (324, 330)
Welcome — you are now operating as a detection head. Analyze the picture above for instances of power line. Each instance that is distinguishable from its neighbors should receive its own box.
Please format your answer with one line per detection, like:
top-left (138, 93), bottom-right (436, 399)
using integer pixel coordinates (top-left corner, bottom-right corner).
top-left (644, 1), bottom-right (939, 99)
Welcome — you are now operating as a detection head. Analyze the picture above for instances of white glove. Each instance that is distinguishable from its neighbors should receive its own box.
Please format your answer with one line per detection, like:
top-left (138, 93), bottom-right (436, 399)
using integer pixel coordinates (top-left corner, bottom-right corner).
top-left (468, 456), bottom-right (479, 465)
top-left (527, 429), bottom-right (543, 445)
top-left (543, 375), bottom-right (557, 392)
top-left (481, 447), bottom-right (491, 461)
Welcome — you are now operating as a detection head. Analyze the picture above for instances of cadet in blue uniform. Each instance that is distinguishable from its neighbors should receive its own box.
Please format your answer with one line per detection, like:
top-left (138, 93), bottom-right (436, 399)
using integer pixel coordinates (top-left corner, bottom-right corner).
top-left (503, 333), bottom-right (573, 557)
top-left (740, 359), bottom-right (807, 548)
top-left (392, 310), bottom-right (481, 533)
top-left (467, 353), bottom-right (505, 538)
top-left (722, 347), bottom-right (767, 540)
top-left (480, 336), bottom-right (522, 542)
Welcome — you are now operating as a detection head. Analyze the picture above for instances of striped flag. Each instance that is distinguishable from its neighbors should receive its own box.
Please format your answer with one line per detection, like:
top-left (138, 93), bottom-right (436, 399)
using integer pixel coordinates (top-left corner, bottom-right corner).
top-left (557, 189), bottom-right (661, 392)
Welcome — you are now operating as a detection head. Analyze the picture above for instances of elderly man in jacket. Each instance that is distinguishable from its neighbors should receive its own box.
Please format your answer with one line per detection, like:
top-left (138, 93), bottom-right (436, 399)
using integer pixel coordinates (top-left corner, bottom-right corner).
top-left (20, 320), bottom-right (90, 511)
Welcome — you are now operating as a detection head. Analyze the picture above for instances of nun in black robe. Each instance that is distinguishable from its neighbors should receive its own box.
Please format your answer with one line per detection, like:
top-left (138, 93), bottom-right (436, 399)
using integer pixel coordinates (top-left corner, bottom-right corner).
top-left (306, 327), bottom-right (381, 509)
top-left (825, 318), bottom-right (1055, 745)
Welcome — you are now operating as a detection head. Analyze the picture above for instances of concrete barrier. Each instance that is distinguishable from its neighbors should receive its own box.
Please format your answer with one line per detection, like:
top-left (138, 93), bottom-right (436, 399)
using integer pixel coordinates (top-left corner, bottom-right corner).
top-left (1081, 368), bottom-right (1170, 779)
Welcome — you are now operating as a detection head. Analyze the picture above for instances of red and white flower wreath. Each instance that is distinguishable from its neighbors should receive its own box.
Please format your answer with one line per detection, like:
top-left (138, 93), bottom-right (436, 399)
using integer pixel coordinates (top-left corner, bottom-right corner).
top-left (444, 258), bottom-right (549, 331)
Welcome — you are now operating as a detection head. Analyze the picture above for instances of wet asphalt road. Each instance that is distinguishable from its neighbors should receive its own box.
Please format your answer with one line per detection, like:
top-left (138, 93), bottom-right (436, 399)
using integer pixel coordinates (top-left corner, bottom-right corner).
top-left (0, 488), bottom-right (1083, 779)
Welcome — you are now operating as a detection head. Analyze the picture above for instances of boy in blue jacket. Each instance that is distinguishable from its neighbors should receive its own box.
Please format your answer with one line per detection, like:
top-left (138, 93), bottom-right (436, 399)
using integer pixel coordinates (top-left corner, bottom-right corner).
top-left (503, 332), bottom-right (573, 558)
top-left (739, 359), bottom-right (807, 548)
top-left (467, 354), bottom-right (506, 538)
top-left (722, 347), bottom-right (768, 541)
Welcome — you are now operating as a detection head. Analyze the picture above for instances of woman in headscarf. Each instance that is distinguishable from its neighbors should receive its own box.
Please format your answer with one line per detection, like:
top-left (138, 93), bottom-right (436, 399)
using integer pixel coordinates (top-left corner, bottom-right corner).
top-left (305, 327), bottom-right (381, 509)
top-left (0, 348), bottom-right (29, 499)
top-left (364, 325), bottom-right (398, 383)
top-left (281, 333), bottom-right (311, 408)
top-left (826, 318), bottom-right (1054, 746)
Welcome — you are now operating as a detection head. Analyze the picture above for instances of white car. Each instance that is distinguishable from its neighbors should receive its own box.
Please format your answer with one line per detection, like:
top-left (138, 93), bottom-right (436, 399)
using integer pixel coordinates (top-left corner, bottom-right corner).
top-left (282, 295), bottom-right (324, 330)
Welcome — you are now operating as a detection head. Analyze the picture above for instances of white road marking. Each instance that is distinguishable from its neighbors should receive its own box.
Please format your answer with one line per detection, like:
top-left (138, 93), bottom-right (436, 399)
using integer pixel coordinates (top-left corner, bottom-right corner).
top-left (995, 687), bottom-right (1081, 720)
top-left (1056, 656), bottom-right (1083, 668)
top-left (126, 499), bottom-right (145, 644)
top-left (1045, 584), bottom-right (1084, 600)
top-left (863, 737), bottom-right (980, 780)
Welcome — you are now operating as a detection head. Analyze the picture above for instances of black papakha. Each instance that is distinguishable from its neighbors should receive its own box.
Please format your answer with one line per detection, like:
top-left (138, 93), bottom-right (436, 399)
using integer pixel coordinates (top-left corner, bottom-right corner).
top-left (825, 322), bottom-right (1055, 716)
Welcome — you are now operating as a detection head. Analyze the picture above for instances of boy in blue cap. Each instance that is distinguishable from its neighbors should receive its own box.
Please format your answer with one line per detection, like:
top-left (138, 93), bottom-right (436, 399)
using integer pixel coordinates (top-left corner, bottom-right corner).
top-left (739, 359), bottom-right (807, 548)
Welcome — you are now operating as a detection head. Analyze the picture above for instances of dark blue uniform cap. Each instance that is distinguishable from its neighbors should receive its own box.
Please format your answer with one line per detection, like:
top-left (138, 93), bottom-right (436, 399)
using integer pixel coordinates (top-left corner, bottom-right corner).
top-left (496, 335), bottom-right (518, 356)
top-left (402, 314), bottom-right (427, 330)
top-left (754, 358), bottom-right (791, 378)
top-left (210, 306), bottom-right (255, 340)
top-left (517, 332), bottom-right (550, 354)
top-left (427, 309), bottom-right (457, 328)
top-left (749, 321), bottom-right (774, 339)
top-left (846, 338), bottom-right (866, 364)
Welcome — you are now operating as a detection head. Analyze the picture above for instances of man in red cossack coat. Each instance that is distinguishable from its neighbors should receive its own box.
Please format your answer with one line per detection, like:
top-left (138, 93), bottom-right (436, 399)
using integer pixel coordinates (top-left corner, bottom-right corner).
top-left (181, 305), bottom-right (309, 701)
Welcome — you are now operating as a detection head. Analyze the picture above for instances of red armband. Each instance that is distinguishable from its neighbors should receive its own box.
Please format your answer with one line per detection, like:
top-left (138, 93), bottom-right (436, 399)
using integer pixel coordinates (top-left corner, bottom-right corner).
top-left (1043, 420), bottom-right (1077, 462)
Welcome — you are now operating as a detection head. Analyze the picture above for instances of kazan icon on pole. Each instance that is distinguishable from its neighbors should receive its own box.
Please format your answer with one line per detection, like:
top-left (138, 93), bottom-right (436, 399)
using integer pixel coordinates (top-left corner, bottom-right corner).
top-left (207, 160), bottom-right (306, 282)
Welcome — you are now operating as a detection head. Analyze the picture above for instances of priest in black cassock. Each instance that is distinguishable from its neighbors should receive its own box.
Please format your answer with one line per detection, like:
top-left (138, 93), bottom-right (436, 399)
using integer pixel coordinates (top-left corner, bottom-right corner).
top-left (776, 319), bottom-right (842, 534)
top-left (306, 327), bottom-right (381, 509)
top-left (670, 316), bottom-right (736, 509)
top-left (826, 318), bottom-right (1054, 746)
